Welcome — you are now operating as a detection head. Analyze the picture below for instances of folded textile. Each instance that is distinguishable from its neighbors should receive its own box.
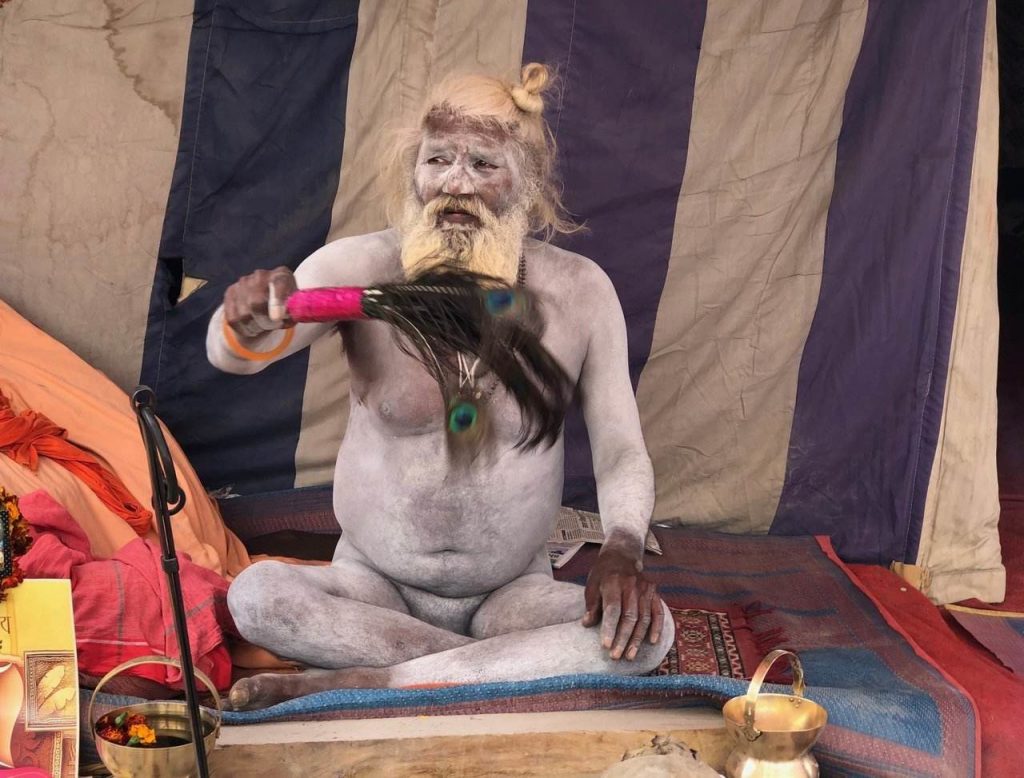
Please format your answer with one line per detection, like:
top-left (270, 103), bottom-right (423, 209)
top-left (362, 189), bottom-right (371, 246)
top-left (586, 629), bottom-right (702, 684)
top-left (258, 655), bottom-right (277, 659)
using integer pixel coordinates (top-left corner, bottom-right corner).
top-left (19, 490), bottom-right (236, 691)
top-left (946, 604), bottom-right (1024, 676)
top-left (0, 390), bottom-right (152, 534)
top-left (0, 299), bottom-right (249, 574)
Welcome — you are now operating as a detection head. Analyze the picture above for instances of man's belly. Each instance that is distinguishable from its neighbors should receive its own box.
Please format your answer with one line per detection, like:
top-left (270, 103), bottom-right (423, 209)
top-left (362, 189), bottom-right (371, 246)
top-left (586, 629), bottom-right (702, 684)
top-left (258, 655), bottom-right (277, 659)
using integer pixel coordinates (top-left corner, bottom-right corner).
top-left (331, 415), bottom-right (566, 597)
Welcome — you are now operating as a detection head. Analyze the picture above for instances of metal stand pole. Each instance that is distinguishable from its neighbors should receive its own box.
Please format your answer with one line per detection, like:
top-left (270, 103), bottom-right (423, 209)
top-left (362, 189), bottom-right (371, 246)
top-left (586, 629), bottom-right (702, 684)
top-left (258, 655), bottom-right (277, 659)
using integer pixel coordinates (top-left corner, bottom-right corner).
top-left (131, 386), bottom-right (210, 778)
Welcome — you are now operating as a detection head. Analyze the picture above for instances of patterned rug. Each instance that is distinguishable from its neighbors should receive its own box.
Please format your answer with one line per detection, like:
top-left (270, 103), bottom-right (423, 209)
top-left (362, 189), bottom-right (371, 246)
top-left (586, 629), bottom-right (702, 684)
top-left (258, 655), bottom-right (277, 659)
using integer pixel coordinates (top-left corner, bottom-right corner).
top-left (655, 608), bottom-right (749, 678)
top-left (643, 603), bottom-right (781, 681)
top-left (83, 530), bottom-right (978, 777)
top-left (946, 604), bottom-right (1024, 675)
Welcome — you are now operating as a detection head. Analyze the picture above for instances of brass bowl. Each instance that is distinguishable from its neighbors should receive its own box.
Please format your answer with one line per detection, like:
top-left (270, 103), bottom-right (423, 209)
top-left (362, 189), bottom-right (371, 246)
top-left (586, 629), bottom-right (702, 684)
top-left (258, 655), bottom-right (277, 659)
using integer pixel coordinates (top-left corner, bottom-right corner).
top-left (721, 649), bottom-right (828, 778)
top-left (89, 656), bottom-right (221, 778)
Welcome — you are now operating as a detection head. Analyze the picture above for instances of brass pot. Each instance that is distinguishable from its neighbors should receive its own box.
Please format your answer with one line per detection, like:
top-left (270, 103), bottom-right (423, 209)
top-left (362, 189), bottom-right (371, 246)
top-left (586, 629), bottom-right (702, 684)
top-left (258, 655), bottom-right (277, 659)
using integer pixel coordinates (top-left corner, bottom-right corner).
top-left (721, 649), bottom-right (827, 778)
top-left (89, 656), bottom-right (221, 778)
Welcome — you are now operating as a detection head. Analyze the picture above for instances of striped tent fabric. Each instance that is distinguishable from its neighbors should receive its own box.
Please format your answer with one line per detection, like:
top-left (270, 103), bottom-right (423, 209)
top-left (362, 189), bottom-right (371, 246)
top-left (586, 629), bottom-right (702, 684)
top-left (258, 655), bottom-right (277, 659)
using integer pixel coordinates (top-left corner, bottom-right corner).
top-left (0, 0), bottom-right (1001, 604)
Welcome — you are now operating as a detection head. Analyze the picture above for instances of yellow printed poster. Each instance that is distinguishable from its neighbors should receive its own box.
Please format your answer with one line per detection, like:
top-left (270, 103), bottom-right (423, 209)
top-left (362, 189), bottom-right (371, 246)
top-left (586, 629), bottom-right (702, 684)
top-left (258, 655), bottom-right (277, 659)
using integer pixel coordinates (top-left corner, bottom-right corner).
top-left (0, 580), bottom-right (79, 777)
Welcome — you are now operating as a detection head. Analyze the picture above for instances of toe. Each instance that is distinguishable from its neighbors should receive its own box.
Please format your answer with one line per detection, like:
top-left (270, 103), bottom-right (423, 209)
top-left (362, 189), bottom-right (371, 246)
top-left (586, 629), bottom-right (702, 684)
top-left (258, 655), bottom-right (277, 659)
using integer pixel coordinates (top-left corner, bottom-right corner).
top-left (229, 679), bottom-right (256, 710)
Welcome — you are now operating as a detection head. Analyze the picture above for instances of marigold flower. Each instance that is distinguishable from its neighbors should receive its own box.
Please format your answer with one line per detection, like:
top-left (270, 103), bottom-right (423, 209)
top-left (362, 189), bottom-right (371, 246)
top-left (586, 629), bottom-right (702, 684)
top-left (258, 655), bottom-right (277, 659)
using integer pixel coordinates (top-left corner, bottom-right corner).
top-left (0, 487), bottom-right (32, 602)
top-left (128, 723), bottom-right (157, 745)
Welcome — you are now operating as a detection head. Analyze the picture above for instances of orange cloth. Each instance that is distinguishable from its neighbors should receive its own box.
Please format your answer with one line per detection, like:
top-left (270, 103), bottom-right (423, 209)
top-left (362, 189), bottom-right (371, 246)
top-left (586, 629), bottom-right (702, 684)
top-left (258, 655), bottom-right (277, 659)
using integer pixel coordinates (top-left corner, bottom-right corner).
top-left (0, 391), bottom-right (152, 535)
top-left (0, 298), bottom-right (249, 577)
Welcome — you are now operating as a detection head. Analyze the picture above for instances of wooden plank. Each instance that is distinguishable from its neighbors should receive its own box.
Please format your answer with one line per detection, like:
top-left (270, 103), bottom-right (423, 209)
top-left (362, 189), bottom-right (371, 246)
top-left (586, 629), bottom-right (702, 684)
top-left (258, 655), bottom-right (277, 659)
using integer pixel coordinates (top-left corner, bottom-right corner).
top-left (210, 709), bottom-right (730, 776)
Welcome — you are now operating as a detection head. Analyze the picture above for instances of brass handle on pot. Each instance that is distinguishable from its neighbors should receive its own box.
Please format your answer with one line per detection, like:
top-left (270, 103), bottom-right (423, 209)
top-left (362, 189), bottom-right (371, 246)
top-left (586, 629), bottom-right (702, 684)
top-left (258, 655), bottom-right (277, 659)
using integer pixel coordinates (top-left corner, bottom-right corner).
top-left (741, 649), bottom-right (806, 741)
top-left (88, 655), bottom-right (223, 738)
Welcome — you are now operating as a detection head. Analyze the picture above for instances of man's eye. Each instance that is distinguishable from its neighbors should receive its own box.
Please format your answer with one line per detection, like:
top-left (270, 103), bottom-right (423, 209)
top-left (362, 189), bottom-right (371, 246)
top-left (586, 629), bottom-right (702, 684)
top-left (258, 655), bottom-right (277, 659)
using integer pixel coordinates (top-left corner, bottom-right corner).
top-left (474, 160), bottom-right (498, 170)
top-left (426, 157), bottom-right (449, 165)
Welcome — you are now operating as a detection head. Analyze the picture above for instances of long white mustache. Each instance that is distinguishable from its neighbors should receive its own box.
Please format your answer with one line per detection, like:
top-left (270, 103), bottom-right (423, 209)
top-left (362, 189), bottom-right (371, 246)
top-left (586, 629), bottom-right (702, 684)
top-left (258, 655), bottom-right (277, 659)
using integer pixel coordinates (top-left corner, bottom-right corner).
top-left (399, 194), bottom-right (527, 285)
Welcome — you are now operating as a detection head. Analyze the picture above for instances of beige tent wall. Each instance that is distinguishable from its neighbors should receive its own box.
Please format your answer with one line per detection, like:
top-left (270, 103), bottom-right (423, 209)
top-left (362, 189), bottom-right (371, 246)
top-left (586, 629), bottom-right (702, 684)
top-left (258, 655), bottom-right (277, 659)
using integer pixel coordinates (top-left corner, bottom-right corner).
top-left (635, 0), bottom-right (869, 531)
top-left (294, 0), bottom-right (529, 486)
top-left (0, 0), bottom-right (192, 389)
top-left (913, 0), bottom-right (1003, 605)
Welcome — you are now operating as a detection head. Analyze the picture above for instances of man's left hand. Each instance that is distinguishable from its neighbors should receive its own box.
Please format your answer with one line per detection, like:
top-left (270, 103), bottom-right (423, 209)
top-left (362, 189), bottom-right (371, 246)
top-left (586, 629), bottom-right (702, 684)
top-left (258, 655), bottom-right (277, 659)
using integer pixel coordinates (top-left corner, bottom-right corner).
top-left (582, 547), bottom-right (664, 660)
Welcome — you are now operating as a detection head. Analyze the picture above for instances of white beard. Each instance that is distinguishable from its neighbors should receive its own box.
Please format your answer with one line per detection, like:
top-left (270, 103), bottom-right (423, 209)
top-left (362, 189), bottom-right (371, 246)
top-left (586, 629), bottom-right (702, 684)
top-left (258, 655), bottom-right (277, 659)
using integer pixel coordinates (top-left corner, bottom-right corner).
top-left (398, 194), bottom-right (528, 285)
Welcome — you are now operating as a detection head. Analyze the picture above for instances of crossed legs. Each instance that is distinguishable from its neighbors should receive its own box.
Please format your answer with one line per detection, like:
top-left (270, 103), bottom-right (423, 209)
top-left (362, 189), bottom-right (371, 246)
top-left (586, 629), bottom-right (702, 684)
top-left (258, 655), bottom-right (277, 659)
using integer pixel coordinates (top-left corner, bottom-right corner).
top-left (228, 554), bottom-right (674, 709)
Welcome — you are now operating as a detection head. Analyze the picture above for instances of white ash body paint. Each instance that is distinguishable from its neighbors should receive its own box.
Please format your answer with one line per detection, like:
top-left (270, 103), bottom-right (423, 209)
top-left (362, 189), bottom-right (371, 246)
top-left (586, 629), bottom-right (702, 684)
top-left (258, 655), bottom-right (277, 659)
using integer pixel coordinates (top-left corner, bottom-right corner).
top-left (207, 68), bottom-right (672, 709)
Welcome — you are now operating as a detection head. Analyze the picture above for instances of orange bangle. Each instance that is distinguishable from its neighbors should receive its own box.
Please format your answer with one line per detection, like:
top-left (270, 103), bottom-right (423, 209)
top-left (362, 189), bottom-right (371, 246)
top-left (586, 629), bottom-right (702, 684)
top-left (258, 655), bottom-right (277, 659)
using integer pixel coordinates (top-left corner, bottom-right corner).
top-left (222, 318), bottom-right (295, 362)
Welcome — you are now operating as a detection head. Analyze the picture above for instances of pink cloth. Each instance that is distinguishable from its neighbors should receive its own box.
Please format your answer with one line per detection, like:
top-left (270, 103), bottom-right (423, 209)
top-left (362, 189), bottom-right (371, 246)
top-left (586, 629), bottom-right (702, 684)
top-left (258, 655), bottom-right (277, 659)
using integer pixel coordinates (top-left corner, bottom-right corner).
top-left (287, 286), bottom-right (367, 322)
top-left (18, 490), bottom-right (237, 691)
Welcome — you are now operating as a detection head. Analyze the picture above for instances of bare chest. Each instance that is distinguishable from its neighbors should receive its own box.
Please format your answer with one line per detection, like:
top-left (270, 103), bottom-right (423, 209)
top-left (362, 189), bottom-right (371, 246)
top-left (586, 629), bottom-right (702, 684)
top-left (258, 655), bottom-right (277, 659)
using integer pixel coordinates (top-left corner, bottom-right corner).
top-left (341, 308), bottom-right (582, 440)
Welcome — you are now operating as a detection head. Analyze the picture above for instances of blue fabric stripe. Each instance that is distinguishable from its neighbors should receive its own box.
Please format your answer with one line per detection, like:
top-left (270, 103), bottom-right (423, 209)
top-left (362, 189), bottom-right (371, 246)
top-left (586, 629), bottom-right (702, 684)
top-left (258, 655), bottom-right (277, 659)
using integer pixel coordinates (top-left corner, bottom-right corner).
top-left (141, 0), bottom-right (358, 494)
top-left (522, 0), bottom-right (706, 510)
top-left (217, 669), bottom-right (949, 759)
top-left (220, 673), bottom-right (734, 724)
top-left (772, 0), bottom-right (989, 563)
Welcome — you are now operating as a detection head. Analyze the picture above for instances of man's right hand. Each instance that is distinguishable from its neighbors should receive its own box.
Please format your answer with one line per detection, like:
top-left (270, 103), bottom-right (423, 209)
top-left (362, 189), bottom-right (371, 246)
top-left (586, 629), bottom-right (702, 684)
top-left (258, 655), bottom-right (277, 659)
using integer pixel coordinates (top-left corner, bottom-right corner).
top-left (224, 266), bottom-right (298, 338)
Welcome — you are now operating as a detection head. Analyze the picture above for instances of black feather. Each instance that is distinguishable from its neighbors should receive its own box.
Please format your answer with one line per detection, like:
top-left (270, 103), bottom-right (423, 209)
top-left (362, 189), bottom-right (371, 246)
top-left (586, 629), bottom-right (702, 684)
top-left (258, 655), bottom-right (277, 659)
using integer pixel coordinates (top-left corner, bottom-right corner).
top-left (362, 266), bottom-right (572, 451)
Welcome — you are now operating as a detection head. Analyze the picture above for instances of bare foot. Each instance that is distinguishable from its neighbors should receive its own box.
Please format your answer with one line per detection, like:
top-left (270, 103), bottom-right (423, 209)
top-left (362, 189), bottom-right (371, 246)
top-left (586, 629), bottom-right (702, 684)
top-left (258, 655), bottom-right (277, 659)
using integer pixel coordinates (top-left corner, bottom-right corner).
top-left (229, 667), bottom-right (389, 710)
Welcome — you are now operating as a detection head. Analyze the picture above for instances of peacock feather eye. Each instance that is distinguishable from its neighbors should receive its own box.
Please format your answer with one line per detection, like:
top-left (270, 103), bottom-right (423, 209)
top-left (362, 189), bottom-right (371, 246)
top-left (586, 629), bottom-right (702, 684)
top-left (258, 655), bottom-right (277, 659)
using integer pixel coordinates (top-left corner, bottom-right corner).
top-left (484, 289), bottom-right (517, 316)
top-left (448, 401), bottom-right (479, 434)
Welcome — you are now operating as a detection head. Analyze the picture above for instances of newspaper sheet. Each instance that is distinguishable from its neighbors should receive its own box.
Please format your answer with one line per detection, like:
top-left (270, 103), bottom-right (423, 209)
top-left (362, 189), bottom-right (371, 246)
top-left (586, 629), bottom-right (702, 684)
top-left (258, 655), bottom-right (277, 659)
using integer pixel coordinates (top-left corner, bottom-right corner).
top-left (546, 507), bottom-right (662, 564)
top-left (547, 542), bottom-right (585, 569)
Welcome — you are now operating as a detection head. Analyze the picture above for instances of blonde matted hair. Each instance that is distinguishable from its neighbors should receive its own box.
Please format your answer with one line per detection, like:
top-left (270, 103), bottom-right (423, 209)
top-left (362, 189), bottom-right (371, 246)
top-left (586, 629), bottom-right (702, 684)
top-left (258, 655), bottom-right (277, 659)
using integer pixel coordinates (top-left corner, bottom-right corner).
top-left (383, 63), bottom-right (578, 241)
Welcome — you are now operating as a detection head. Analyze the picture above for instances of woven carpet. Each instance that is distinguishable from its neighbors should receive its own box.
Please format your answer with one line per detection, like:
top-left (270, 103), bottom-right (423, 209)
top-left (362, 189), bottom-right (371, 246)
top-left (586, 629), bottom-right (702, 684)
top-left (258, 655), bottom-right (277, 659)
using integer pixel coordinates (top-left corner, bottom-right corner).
top-left (83, 530), bottom-right (978, 777)
top-left (945, 605), bottom-right (1024, 676)
top-left (851, 563), bottom-right (1024, 778)
top-left (227, 531), bottom-right (978, 776)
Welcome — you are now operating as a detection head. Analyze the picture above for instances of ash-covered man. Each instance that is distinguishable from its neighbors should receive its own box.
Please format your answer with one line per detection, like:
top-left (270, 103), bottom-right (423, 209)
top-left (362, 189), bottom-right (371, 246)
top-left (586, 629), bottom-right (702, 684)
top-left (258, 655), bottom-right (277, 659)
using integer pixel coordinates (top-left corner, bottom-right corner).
top-left (208, 63), bottom-right (674, 709)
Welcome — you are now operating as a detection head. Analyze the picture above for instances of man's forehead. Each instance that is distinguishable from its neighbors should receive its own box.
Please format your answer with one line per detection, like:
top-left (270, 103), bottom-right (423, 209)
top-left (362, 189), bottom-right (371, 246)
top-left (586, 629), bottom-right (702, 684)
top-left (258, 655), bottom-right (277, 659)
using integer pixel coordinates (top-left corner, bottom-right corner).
top-left (419, 129), bottom-right (516, 157)
top-left (423, 105), bottom-right (519, 140)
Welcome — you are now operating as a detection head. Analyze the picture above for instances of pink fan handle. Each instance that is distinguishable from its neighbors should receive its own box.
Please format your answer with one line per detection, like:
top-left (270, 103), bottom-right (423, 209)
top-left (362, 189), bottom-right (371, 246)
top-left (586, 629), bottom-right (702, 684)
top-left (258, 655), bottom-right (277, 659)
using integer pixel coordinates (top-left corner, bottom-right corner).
top-left (286, 287), bottom-right (368, 322)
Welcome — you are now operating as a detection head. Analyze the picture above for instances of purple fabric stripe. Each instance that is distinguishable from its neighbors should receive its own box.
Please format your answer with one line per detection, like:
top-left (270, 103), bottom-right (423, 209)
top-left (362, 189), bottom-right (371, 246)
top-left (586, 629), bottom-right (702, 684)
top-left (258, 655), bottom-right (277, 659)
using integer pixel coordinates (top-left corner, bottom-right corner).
top-left (142, 1), bottom-right (359, 494)
top-left (522, 0), bottom-right (706, 509)
top-left (772, 0), bottom-right (989, 564)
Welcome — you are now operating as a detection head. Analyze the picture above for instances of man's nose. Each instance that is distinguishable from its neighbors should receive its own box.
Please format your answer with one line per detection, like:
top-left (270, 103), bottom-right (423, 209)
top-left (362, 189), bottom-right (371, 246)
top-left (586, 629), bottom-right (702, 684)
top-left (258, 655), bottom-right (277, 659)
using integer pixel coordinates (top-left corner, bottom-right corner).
top-left (442, 165), bottom-right (475, 196)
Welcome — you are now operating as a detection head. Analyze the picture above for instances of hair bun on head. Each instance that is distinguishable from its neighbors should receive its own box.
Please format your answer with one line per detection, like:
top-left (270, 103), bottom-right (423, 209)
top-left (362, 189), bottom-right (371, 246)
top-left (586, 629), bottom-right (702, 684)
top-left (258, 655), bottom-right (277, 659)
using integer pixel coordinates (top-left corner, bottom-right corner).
top-left (511, 62), bottom-right (550, 114)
